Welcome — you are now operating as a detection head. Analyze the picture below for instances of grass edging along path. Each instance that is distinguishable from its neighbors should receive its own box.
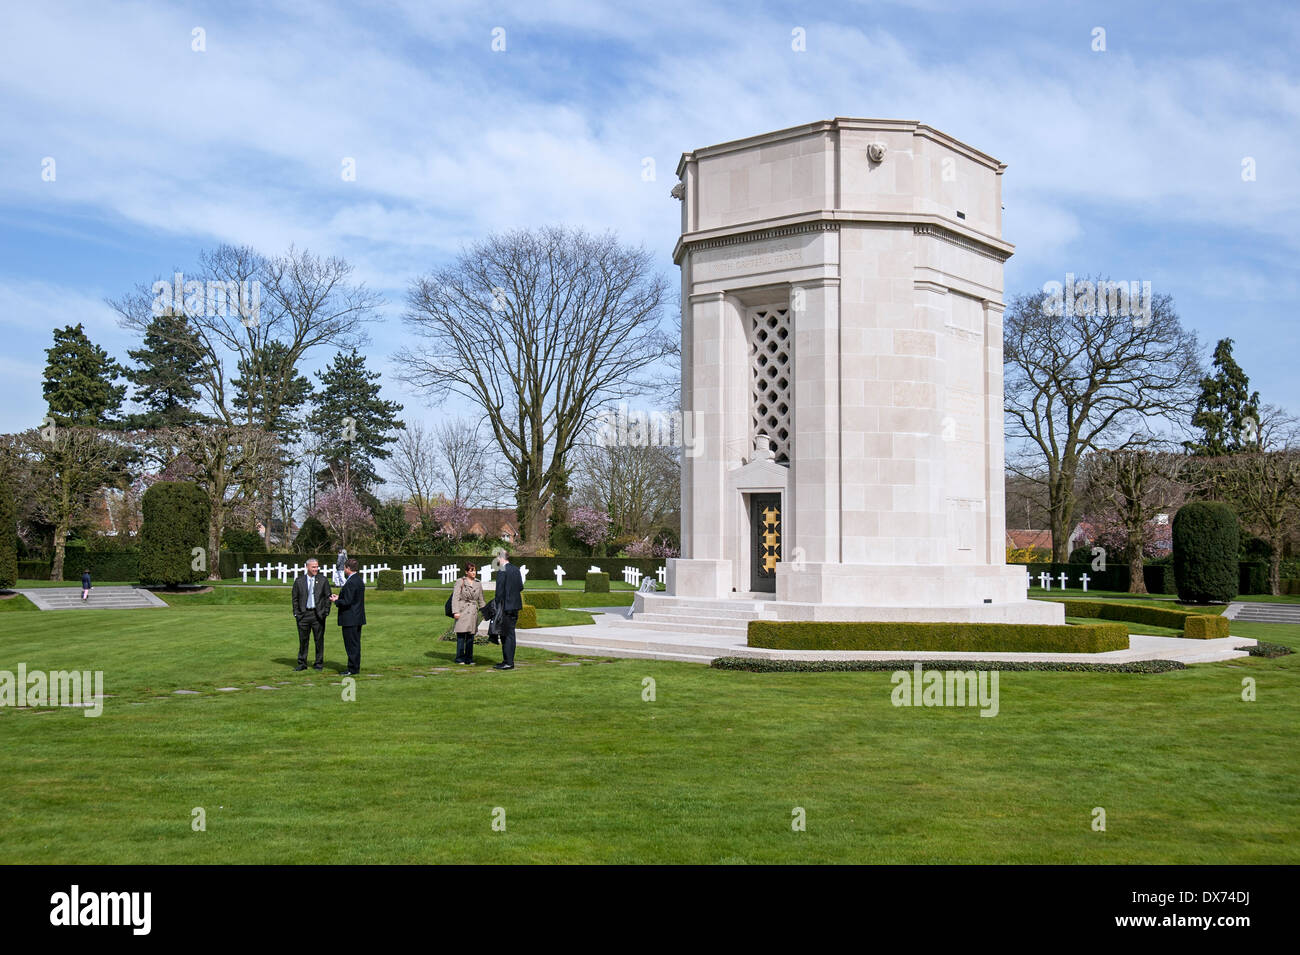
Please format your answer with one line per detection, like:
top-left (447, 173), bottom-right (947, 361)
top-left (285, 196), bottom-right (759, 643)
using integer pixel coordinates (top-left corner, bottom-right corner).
top-left (0, 596), bottom-right (1297, 863)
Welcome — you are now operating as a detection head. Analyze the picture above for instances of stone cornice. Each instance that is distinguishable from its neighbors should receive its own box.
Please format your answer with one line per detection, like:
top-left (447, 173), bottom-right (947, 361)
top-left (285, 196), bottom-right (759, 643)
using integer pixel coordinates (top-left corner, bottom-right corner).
top-left (674, 211), bottom-right (1013, 264)
top-left (912, 223), bottom-right (1013, 263)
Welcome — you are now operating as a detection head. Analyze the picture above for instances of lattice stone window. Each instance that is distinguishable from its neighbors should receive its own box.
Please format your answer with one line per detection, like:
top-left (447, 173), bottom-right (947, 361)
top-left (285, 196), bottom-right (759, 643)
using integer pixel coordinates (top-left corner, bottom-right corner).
top-left (748, 305), bottom-right (792, 464)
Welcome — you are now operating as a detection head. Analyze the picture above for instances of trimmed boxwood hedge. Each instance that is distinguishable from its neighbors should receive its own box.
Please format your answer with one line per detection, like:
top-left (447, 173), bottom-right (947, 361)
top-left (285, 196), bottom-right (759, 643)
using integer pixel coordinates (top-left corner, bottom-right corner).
top-left (1053, 599), bottom-right (1229, 639)
top-left (517, 604), bottom-right (538, 629)
top-left (525, 591), bottom-right (562, 609)
top-left (375, 569), bottom-right (404, 591)
top-left (746, 621), bottom-right (1129, 653)
top-left (59, 545), bottom-right (140, 582)
top-left (1238, 560), bottom-right (1269, 595)
top-left (17, 560), bottom-right (50, 580)
top-left (138, 482), bottom-right (210, 587)
top-left (584, 572), bottom-right (610, 593)
top-left (1173, 501), bottom-right (1239, 603)
top-left (712, 657), bottom-right (1186, 673)
top-left (0, 481), bottom-right (16, 589)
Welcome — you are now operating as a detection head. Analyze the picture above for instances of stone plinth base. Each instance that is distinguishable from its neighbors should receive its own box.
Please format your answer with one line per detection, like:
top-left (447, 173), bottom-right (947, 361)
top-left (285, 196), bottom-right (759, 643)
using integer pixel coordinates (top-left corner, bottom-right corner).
top-left (667, 558), bottom-right (733, 597)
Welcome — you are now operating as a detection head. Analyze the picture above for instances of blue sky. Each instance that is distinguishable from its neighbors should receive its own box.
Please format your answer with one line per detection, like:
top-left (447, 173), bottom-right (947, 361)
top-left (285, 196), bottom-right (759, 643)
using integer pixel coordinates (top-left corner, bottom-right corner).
top-left (2, 0), bottom-right (1298, 437)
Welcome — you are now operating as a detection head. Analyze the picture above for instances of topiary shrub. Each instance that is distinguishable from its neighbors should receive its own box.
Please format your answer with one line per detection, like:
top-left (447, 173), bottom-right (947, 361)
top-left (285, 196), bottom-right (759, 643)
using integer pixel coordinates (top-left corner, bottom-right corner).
top-left (222, 526), bottom-right (267, 553)
top-left (139, 482), bottom-right (211, 587)
top-left (517, 604), bottom-right (538, 628)
top-left (0, 481), bottom-right (16, 590)
top-left (1068, 545), bottom-right (1094, 565)
top-left (584, 571), bottom-right (610, 593)
top-left (375, 569), bottom-right (404, 591)
top-left (1172, 502), bottom-right (1239, 603)
top-left (526, 591), bottom-right (562, 610)
top-left (293, 515), bottom-right (331, 553)
top-left (548, 522), bottom-right (589, 557)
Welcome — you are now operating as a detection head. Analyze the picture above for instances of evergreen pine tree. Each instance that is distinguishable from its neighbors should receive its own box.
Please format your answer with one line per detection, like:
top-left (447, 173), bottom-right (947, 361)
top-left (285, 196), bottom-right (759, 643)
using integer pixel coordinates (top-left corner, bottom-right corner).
top-left (1184, 338), bottom-right (1261, 455)
top-left (313, 349), bottom-right (403, 493)
top-left (124, 312), bottom-right (206, 429)
top-left (232, 341), bottom-right (314, 436)
top-left (42, 324), bottom-right (126, 426)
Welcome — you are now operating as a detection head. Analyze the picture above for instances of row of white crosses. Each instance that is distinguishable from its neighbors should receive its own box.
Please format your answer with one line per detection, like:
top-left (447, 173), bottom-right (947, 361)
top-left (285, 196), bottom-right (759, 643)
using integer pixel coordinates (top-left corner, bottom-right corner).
top-left (358, 563), bottom-right (391, 584)
top-left (1024, 569), bottom-right (1092, 592)
top-left (237, 560), bottom-right (668, 587)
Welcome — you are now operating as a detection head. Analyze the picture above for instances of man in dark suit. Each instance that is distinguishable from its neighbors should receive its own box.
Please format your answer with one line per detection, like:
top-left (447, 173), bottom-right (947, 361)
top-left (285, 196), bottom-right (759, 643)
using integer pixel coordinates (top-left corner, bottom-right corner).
top-left (492, 551), bottom-right (524, 671)
top-left (329, 558), bottom-right (366, 676)
top-left (291, 557), bottom-right (332, 671)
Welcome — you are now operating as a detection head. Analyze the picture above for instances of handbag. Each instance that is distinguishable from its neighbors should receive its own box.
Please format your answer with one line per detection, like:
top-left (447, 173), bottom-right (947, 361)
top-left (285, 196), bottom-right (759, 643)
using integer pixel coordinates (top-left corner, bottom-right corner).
top-left (444, 593), bottom-right (454, 618)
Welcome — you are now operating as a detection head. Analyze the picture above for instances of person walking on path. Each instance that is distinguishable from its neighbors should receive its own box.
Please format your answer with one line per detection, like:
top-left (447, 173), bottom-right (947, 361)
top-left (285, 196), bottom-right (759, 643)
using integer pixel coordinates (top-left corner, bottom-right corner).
top-left (81, 569), bottom-right (91, 602)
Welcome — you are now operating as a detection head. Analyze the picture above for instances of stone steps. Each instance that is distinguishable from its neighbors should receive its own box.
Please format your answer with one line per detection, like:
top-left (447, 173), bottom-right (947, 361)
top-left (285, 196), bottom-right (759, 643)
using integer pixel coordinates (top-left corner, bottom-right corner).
top-left (16, 587), bottom-right (167, 610)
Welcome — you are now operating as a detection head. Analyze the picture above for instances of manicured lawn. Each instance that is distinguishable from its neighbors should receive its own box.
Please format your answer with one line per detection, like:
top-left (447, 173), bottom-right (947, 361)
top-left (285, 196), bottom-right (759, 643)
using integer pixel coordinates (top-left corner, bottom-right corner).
top-left (1, 595), bottom-right (1297, 863)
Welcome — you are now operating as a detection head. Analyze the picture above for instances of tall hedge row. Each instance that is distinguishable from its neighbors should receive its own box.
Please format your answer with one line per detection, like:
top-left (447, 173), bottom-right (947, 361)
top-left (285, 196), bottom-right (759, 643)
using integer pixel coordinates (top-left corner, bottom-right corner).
top-left (138, 482), bottom-right (211, 587)
top-left (1172, 502), bottom-right (1239, 604)
top-left (0, 482), bottom-right (16, 590)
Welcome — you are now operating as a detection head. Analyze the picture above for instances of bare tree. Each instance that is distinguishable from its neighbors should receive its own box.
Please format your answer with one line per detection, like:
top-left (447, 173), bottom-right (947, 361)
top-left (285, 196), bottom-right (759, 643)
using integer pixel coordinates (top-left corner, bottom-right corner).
top-left (110, 243), bottom-right (380, 559)
top-left (1079, 443), bottom-right (1189, 593)
top-left (396, 227), bottom-right (670, 541)
top-left (386, 421), bottom-right (441, 521)
top-left (432, 418), bottom-right (492, 507)
top-left (1004, 281), bottom-right (1201, 561)
top-left (572, 440), bottom-right (680, 539)
top-left (19, 426), bottom-right (131, 580)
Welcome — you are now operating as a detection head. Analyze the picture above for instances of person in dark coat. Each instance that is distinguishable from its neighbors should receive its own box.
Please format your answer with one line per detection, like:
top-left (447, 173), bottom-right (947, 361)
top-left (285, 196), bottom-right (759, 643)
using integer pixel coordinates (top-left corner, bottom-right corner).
top-left (492, 551), bottom-right (524, 670)
top-left (80, 569), bottom-right (91, 602)
top-left (329, 558), bottom-right (366, 675)
top-left (291, 558), bottom-right (332, 670)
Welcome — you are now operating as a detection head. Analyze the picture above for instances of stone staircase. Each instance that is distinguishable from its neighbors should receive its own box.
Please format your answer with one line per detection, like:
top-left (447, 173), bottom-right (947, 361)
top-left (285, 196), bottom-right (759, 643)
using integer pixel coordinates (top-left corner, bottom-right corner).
top-left (1227, 602), bottom-right (1300, 625)
top-left (16, 586), bottom-right (167, 611)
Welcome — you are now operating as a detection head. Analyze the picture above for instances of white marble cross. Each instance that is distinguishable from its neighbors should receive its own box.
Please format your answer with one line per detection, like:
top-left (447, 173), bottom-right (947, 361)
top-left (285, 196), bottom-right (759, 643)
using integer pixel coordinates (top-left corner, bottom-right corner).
top-left (1057, 571), bottom-right (1069, 591)
top-left (239, 563), bottom-right (251, 583)
top-left (554, 566), bottom-right (566, 587)
top-left (1080, 573), bottom-right (1090, 592)
top-left (481, 564), bottom-right (493, 586)
top-left (657, 566), bottom-right (668, 585)
top-left (520, 565), bottom-right (529, 582)
top-left (1038, 571), bottom-right (1051, 590)
top-left (439, 563), bottom-right (458, 585)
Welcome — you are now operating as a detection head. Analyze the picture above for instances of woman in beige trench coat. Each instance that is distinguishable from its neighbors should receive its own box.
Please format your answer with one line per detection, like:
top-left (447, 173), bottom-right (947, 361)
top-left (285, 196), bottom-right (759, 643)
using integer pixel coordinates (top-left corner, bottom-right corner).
top-left (452, 563), bottom-right (486, 665)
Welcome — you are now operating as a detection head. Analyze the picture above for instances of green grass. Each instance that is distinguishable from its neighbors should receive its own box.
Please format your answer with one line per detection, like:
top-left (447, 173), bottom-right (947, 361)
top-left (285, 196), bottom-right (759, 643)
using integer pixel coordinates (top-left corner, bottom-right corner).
top-left (1, 598), bottom-right (1297, 863)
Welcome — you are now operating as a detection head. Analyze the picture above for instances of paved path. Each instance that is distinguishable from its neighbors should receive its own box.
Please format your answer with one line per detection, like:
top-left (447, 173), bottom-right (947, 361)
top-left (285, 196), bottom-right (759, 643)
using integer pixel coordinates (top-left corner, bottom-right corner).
top-left (15, 586), bottom-right (168, 611)
top-left (1225, 601), bottom-right (1300, 624)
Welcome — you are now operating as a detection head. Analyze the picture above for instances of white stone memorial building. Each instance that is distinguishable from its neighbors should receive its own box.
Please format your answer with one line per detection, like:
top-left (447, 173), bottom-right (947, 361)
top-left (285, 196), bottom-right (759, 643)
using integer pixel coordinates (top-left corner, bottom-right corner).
top-left (650, 118), bottom-right (1061, 625)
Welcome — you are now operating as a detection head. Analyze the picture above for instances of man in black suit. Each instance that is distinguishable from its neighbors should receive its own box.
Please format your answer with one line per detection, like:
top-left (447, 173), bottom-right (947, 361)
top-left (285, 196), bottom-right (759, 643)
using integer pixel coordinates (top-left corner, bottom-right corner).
top-left (291, 557), bottom-right (332, 671)
top-left (492, 551), bottom-right (524, 671)
top-left (329, 558), bottom-right (366, 675)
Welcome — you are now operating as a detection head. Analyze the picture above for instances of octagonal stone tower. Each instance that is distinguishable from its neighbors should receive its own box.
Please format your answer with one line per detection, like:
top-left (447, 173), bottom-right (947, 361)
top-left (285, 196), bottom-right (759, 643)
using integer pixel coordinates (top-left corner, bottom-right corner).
top-left (663, 117), bottom-right (1059, 623)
